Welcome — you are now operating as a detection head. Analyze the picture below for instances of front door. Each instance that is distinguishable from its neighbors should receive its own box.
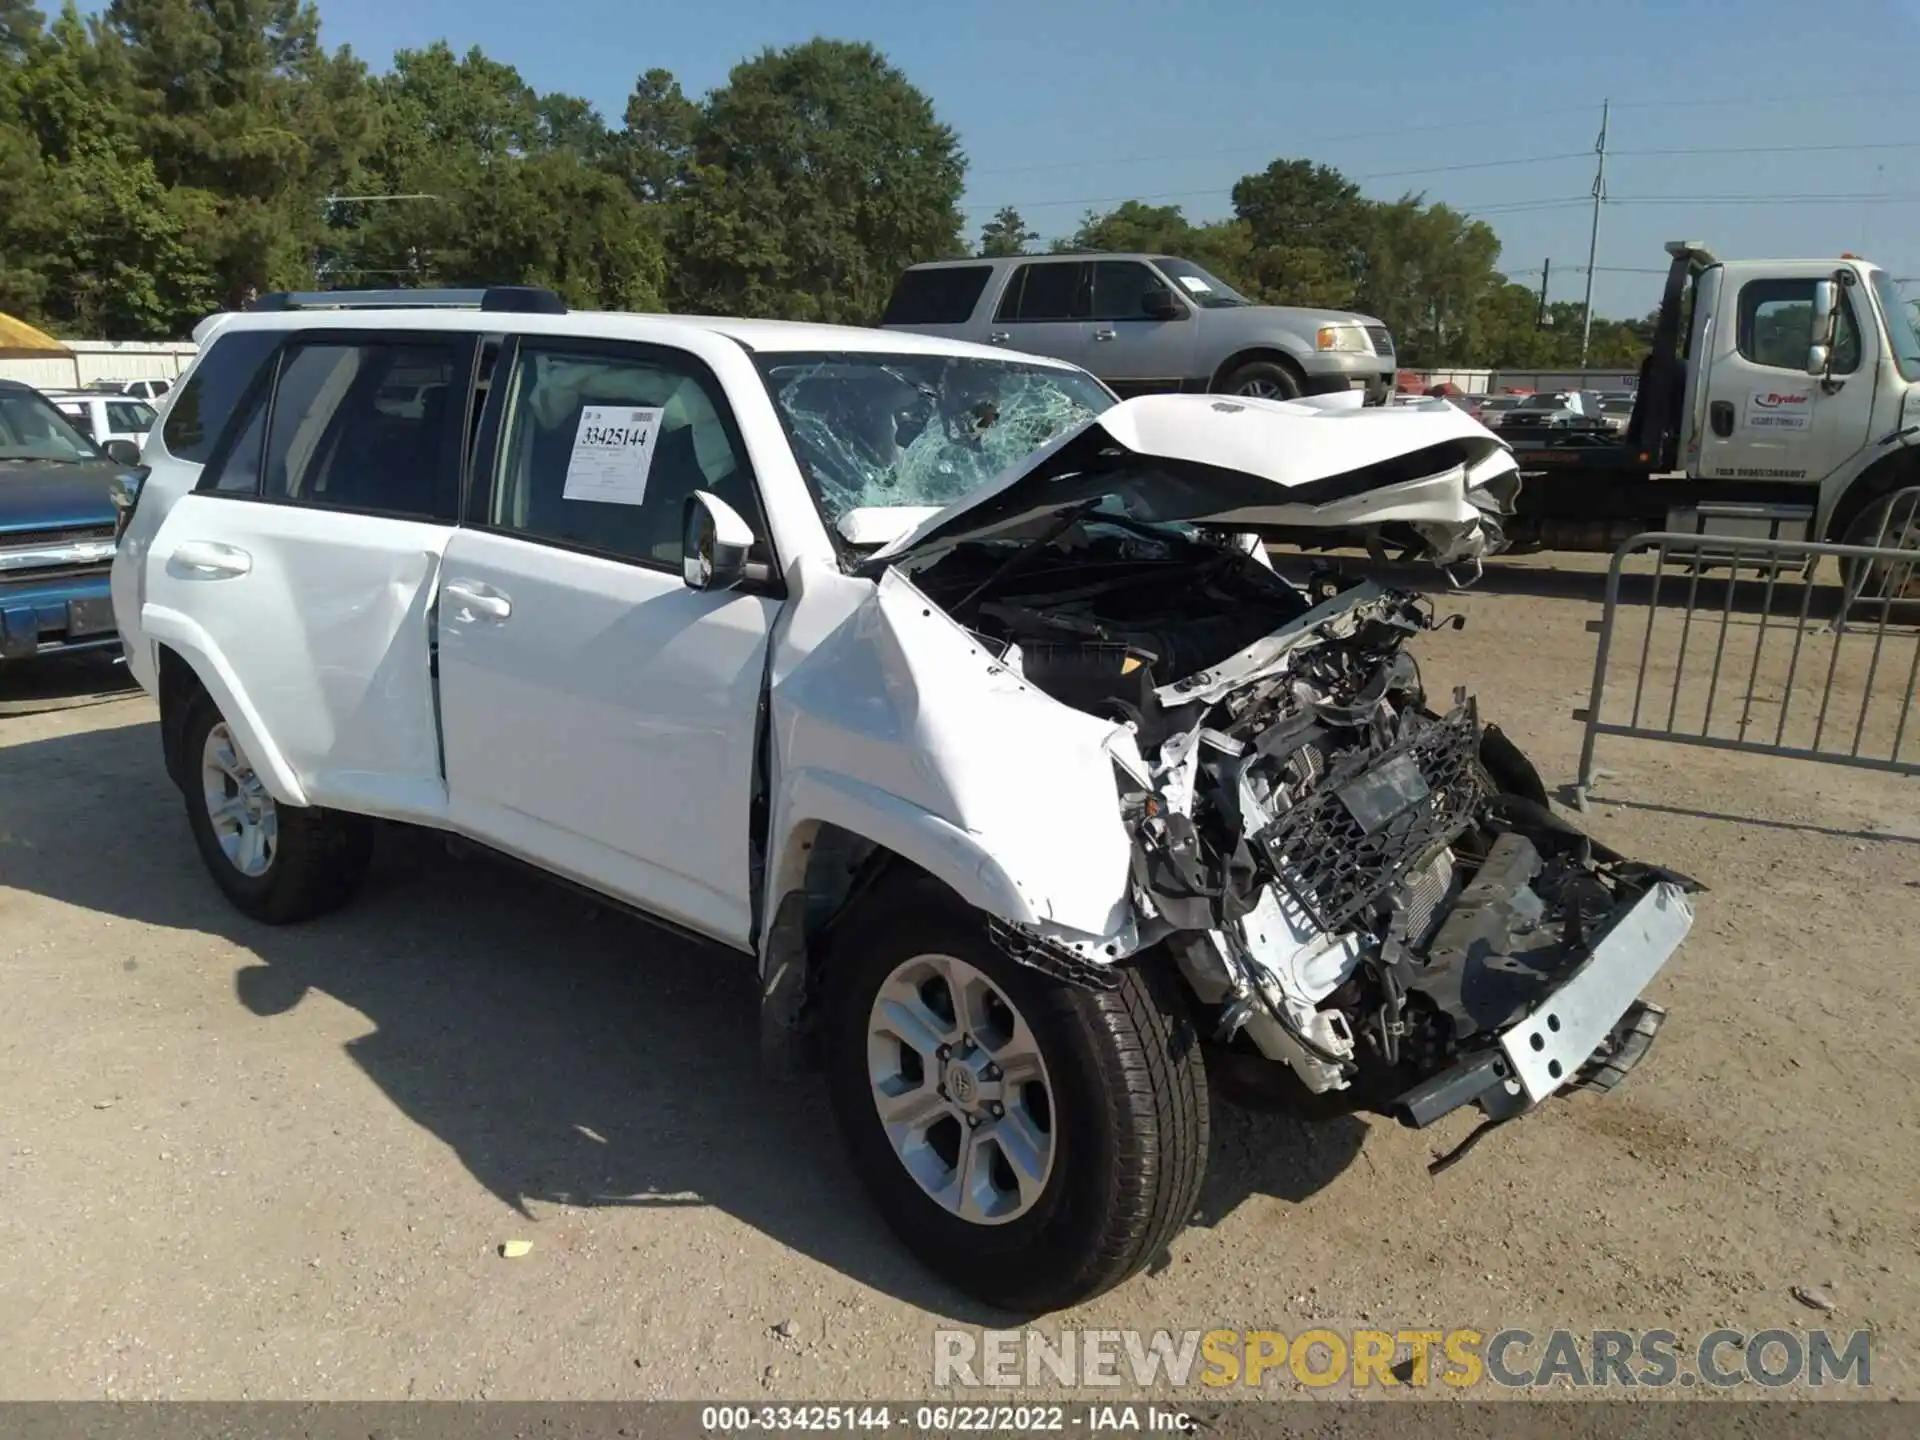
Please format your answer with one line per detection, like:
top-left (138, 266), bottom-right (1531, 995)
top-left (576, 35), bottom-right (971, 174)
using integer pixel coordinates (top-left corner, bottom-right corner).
top-left (1084, 259), bottom-right (1195, 395)
top-left (435, 337), bottom-right (779, 949)
top-left (1698, 275), bottom-right (1878, 487)
top-left (141, 331), bottom-right (472, 819)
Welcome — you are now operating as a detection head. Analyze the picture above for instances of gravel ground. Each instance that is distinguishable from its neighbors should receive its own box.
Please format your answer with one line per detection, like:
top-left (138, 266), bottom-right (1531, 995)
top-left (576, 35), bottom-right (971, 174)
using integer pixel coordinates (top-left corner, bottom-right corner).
top-left (1, 557), bottom-right (1916, 1403)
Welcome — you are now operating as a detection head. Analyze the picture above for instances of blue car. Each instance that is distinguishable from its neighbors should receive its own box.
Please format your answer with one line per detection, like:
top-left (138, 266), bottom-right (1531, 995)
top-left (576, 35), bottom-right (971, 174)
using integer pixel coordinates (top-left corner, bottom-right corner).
top-left (0, 379), bottom-right (143, 664)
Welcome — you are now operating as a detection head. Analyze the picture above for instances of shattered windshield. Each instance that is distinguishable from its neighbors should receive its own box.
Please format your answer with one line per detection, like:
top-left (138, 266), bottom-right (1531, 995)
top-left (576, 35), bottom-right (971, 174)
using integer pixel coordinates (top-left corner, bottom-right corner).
top-left (755, 352), bottom-right (1115, 528)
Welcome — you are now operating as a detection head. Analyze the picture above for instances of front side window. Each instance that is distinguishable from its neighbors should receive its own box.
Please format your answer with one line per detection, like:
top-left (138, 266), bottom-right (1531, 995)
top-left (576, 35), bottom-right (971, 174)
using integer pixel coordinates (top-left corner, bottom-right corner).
top-left (1738, 279), bottom-right (1861, 374)
top-left (755, 351), bottom-right (1115, 527)
top-left (0, 390), bottom-right (99, 462)
top-left (489, 345), bottom-right (760, 568)
top-left (1090, 260), bottom-right (1179, 321)
top-left (258, 341), bottom-right (462, 520)
top-left (107, 401), bottom-right (156, 433)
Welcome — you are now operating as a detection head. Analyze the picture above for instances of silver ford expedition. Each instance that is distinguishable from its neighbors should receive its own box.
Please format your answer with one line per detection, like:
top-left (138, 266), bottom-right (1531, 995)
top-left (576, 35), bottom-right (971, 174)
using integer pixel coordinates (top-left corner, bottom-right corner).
top-left (881, 253), bottom-right (1397, 403)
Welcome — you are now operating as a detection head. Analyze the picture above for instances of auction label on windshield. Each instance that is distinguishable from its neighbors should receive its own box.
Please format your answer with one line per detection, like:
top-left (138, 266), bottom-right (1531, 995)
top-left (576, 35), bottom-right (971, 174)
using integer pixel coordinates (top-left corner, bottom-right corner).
top-left (563, 404), bottom-right (663, 505)
top-left (1743, 387), bottom-right (1812, 432)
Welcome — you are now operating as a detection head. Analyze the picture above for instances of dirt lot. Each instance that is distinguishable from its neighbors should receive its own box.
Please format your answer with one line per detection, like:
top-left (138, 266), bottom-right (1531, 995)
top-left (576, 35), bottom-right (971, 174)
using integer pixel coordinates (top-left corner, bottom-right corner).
top-left (2, 557), bottom-right (1917, 1403)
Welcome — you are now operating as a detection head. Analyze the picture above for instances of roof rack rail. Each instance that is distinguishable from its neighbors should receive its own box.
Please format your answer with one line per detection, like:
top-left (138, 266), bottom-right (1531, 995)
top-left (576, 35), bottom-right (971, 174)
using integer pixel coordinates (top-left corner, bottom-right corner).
top-left (248, 286), bottom-right (567, 315)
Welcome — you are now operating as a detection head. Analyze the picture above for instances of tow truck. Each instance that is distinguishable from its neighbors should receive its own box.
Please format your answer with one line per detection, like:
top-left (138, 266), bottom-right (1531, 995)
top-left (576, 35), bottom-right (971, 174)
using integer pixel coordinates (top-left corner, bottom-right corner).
top-left (1495, 241), bottom-right (1920, 567)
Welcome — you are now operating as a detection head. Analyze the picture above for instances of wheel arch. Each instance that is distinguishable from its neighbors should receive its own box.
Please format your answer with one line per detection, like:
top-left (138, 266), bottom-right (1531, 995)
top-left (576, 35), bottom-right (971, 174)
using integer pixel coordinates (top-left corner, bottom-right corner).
top-left (756, 774), bottom-right (1133, 1075)
top-left (1208, 346), bottom-right (1308, 395)
top-left (144, 611), bottom-right (310, 807)
top-left (1824, 445), bottom-right (1920, 542)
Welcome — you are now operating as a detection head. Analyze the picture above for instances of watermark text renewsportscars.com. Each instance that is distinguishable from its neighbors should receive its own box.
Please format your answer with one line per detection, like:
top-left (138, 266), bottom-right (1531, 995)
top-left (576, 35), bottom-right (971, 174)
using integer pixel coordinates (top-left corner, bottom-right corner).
top-left (932, 1327), bottom-right (1872, 1391)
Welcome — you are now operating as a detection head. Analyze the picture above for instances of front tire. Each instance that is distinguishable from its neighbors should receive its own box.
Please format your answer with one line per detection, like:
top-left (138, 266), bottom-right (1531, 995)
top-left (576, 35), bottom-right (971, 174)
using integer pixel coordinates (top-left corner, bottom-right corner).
top-left (824, 878), bottom-right (1208, 1313)
top-left (1218, 359), bottom-right (1302, 401)
top-left (180, 693), bottom-right (374, 924)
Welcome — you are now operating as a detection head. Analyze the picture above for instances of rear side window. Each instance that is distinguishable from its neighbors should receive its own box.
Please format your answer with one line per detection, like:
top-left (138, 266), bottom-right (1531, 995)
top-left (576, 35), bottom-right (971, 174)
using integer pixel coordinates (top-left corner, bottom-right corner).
top-left (107, 401), bottom-right (156, 432)
top-left (996, 261), bottom-right (1088, 323)
top-left (62, 405), bottom-right (96, 438)
top-left (162, 329), bottom-right (283, 463)
top-left (881, 266), bottom-right (992, 325)
top-left (259, 341), bottom-right (465, 520)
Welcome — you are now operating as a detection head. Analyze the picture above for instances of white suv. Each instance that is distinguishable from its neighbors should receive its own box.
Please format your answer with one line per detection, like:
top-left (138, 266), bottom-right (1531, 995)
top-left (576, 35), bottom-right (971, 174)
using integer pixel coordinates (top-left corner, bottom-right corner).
top-left (110, 287), bottom-right (1697, 1312)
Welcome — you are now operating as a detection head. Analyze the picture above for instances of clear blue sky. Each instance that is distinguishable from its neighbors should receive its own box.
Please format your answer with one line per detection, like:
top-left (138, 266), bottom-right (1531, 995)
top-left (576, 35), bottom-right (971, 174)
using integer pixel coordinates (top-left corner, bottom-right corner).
top-left (280, 0), bottom-right (1920, 316)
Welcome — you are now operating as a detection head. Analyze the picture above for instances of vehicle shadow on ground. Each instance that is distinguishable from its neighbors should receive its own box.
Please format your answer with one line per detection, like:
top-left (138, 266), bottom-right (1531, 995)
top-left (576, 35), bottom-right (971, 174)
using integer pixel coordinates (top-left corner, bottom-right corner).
top-left (0, 650), bottom-right (138, 717)
top-left (1567, 790), bottom-right (1920, 846)
top-left (0, 709), bottom-right (1365, 1320)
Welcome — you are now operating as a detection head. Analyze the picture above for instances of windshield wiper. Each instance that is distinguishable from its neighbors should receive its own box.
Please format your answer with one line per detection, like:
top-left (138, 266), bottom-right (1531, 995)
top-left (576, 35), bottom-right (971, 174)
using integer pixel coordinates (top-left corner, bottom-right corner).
top-left (948, 498), bottom-right (1103, 622)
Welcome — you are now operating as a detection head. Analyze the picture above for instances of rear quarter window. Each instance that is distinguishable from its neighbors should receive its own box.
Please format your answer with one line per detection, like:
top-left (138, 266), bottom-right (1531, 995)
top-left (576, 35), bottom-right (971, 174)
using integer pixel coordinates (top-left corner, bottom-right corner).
top-left (881, 266), bottom-right (993, 326)
top-left (161, 328), bottom-right (284, 463)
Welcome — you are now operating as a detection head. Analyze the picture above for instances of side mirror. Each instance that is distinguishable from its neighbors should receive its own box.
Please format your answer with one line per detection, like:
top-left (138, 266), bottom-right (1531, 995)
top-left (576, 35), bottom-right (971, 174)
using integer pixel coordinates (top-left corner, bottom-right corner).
top-left (108, 468), bottom-right (146, 539)
top-left (1806, 278), bottom-right (1840, 377)
top-left (682, 491), bottom-right (755, 592)
top-left (1810, 279), bottom-right (1839, 345)
top-left (103, 438), bottom-right (143, 466)
top-left (1144, 287), bottom-right (1184, 321)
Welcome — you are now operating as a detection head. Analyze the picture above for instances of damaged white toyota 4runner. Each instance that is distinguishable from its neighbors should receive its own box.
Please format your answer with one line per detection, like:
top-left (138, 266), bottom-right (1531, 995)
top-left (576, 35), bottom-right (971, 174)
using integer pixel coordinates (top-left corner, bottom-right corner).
top-left (111, 295), bottom-right (1696, 1314)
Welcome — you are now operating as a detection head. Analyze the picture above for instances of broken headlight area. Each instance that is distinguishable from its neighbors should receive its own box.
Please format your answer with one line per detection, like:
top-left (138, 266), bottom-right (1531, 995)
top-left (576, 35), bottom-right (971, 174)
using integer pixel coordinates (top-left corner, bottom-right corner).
top-left (912, 522), bottom-right (1700, 1131)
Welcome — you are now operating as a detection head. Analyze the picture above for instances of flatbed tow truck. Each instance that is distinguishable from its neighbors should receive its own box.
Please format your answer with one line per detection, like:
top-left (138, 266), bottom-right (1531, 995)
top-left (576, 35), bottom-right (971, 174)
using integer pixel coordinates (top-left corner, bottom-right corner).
top-left (1496, 241), bottom-right (1920, 572)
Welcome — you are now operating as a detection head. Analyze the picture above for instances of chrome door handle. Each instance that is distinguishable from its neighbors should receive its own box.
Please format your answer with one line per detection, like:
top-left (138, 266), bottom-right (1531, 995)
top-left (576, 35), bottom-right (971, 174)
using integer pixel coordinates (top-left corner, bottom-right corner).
top-left (989, 331), bottom-right (1012, 344)
top-left (1092, 328), bottom-right (1118, 341)
top-left (168, 540), bottom-right (251, 578)
top-left (443, 579), bottom-right (512, 621)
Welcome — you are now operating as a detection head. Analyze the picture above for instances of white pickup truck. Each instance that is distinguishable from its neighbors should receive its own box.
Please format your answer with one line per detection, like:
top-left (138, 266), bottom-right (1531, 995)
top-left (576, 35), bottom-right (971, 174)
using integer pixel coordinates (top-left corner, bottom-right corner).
top-left (109, 288), bottom-right (1697, 1312)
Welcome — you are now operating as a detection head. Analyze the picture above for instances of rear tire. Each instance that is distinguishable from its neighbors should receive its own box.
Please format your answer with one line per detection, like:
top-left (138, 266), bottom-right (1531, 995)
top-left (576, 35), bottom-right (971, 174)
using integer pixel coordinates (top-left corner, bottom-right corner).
top-left (180, 692), bottom-right (374, 924)
top-left (823, 877), bottom-right (1208, 1313)
top-left (1218, 359), bottom-right (1302, 401)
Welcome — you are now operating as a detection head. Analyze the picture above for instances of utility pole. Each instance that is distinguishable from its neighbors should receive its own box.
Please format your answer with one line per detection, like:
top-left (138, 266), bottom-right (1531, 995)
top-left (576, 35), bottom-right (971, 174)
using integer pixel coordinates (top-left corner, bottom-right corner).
top-left (1579, 99), bottom-right (1609, 369)
top-left (1535, 258), bottom-right (1552, 329)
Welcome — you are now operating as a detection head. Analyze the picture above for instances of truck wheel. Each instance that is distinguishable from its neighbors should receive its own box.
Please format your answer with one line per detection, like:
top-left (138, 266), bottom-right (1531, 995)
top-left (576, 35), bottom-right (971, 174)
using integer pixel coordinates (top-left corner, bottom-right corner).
top-left (181, 693), bottom-right (374, 925)
top-left (823, 877), bottom-right (1209, 1313)
top-left (1219, 359), bottom-right (1301, 401)
top-left (1841, 492), bottom-right (1920, 618)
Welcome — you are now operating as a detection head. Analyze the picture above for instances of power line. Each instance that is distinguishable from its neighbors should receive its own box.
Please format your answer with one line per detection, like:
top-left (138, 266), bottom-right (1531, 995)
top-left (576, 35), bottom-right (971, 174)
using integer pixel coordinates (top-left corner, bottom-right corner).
top-left (1610, 86), bottom-right (1920, 111)
top-left (1607, 192), bottom-right (1920, 205)
top-left (963, 106), bottom-right (1607, 180)
top-left (1613, 139), bottom-right (1920, 158)
top-left (965, 91), bottom-right (1920, 183)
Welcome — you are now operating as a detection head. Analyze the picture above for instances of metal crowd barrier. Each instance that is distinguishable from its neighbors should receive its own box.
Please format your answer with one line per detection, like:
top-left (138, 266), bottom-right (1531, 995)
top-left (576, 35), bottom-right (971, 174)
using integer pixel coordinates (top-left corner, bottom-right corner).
top-left (1571, 493), bottom-right (1920, 808)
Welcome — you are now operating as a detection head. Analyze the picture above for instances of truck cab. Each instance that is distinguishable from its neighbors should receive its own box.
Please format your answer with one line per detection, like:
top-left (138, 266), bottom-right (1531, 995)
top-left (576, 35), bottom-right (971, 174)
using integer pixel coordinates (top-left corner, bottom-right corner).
top-left (1505, 242), bottom-right (1920, 555)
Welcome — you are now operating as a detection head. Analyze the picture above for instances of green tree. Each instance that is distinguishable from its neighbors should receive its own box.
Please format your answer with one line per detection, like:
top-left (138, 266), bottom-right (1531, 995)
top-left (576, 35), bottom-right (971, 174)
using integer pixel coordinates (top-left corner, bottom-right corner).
top-left (978, 204), bottom-right (1036, 257)
top-left (619, 66), bottom-right (697, 205)
top-left (671, 38), bottom-right (965, 322)
top-left (102, 0), bottom-right (372, 306)
top-left (1231, 158), bottom-right (1371, 305)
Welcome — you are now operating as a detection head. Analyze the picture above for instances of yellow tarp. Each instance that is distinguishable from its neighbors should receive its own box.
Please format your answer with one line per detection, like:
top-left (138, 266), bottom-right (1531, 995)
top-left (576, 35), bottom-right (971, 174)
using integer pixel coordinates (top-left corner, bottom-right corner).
top-left (0, 313), bottom-right (72, 360)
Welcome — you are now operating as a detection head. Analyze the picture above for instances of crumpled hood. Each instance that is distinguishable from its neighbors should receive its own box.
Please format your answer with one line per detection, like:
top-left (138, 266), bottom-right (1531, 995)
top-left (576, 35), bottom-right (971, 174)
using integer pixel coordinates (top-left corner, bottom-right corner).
top-left (865, 392), bottom-right (1521, 569)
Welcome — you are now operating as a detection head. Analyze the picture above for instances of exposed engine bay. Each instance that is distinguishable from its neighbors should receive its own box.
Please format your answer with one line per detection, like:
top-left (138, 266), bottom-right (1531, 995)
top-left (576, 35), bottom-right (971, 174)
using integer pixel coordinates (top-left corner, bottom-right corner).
top-left (905, 514), bottom-right (1700, 1134)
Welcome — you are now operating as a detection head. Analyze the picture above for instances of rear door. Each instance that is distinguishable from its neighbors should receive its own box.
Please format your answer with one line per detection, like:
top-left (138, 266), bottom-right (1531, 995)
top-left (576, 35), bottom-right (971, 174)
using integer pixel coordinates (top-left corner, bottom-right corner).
top-left (141, 330), bottom-right (475, 819)
top-left (434, 336), bottom-right (780, 948)
top-left (988, 260), bottom-right (1092, 368)
top-left (1698, 275), bottom-right (1877, 487)
top-left (1084, 259), bottom-right (1196, 396)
